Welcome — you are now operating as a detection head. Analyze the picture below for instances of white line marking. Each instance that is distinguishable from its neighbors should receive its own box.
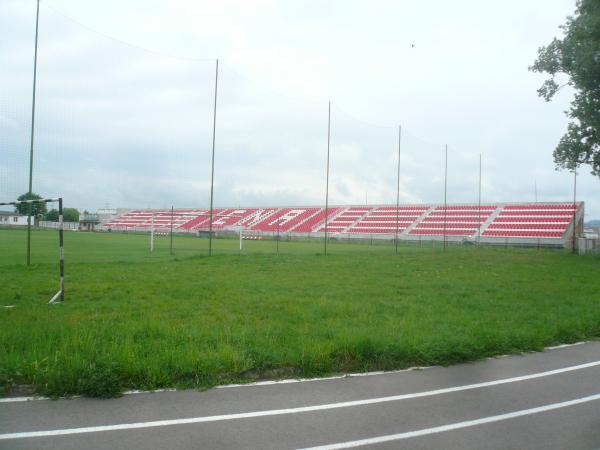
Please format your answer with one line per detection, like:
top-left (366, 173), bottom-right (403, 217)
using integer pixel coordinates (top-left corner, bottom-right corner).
top-left (1, 341), bottom-right (593, 402)
top-left (123, 388), bottom-right (177, 395)
top-left (216, 366), bottom-right (431, 389)
top-left (0, 396), bottom-right (51, 404)
top-left (0, 389), bottom-right (177, 403)
top-left (0, 369), bottom-right (432, 403)
top-left (297, 393), bottom-right (600, 450)
top-left (546, 341), bottom-right (586, 350)
top-left (1, 360), bottom-right (599, 440)
top-left (221, 340), bottom-right (591, 388)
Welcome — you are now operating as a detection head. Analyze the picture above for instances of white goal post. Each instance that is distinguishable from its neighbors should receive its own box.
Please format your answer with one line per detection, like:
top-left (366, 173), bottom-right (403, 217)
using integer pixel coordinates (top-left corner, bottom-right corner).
top-left (0, 197), bottom-right (64, 304)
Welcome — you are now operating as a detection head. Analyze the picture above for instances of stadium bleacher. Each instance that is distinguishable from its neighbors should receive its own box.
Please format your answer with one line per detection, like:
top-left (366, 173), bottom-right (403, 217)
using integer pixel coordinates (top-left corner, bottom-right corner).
top-left (106, 209), bottom-right (208, 230)
top-left (409, 205), bottom-right (496, 237)
top-left (317, 207), bottom-right (371, 233)
top-left (294, 208), bottom-right (342, 232)
top-left (346, 206), bottom-right (429, 234)
top-left (482, 203), bottom-right (576, 239)
top-left (252, 208), bottom-right (321, 232)
top-left (103, 202), bottom-right (582, 247)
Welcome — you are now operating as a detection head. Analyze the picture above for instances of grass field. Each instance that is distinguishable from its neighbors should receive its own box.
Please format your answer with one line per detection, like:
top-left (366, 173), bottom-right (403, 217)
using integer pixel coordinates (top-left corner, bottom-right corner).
top-left (1, 227), bottom-right (599, 398)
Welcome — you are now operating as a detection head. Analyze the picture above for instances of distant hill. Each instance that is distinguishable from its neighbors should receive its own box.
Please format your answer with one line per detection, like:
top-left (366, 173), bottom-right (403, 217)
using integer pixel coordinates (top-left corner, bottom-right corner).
top-left (585, 220), bottom-right (600, 227)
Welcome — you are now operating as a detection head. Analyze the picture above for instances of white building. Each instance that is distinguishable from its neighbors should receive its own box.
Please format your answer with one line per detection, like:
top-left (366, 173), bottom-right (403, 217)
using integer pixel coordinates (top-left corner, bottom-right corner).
top-left (0, 211), bottom-right (28, 226)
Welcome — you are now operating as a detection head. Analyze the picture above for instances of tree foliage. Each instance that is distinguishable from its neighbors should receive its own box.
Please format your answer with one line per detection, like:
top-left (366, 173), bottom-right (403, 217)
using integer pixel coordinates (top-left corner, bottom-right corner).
top-left (45, 209), bottom-right (59, 221)
top-left (15, 192), bottom-right (47, 218)
top-left (530, 0), bottom-right (600, 175)
top-left (63, 208), bottom-right (79, 222)
top-left (45, 208), bottom-right (79, 222)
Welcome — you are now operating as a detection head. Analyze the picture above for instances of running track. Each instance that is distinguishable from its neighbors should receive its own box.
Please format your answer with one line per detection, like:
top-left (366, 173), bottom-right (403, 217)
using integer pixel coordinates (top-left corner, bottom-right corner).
top-left (2, 341), bottom-right (600, 449)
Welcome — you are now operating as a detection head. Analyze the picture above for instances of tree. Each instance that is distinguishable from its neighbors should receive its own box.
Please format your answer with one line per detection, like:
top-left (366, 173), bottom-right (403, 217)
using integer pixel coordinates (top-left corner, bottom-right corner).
top-left (63, 208), bottom-right (79, 222)
top-left (45, 208), bottom-right (79, 222)
top-left (530, 0), bottom-right (600, 175)
top-left (45, 209), bottom-right (59, 221)
top-left (15, 192), bottom-right (47, 218)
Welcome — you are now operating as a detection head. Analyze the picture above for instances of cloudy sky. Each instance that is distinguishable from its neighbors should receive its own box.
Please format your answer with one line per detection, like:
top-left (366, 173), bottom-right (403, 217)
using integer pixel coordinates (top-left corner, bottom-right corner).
top-left (1, 0), bottom-right (598, 218)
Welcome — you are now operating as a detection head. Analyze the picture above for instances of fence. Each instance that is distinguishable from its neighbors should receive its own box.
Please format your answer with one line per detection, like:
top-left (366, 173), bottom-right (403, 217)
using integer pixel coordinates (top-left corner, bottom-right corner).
top-left (38, 221), bottom-right (78, 231)
top-left (2, 2), bottom-right (592, 260)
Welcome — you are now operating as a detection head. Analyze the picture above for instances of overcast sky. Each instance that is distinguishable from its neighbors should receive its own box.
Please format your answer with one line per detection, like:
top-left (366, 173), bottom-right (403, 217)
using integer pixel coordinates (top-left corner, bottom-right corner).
top-left (1, 0), bottom-right (598, 219)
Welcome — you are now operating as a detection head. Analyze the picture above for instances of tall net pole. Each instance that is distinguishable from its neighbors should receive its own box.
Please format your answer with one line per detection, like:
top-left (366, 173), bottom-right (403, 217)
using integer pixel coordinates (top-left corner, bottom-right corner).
top-left (208, 59), bottom-right (219, 256)
top-left (27, 0), bottom-right (41, 266)
top-left (572, 168), bottom-right (577, 254)
top-left (276, 218), bottom-right (280, 255)
top-left (170, 205), bottom-right (174, 255)
top-left (150, 210), bottom-right (155, 252)
top-left (395, 125), bottom-right (402, 254)
top-left (443, 144), bottom-right (448, 250)
top-left (57, 198), bottom-right (64, 302)
top-left (477, 153), bottom-right (482, 245)
top-left (324, 101), bottom-right (331, 256)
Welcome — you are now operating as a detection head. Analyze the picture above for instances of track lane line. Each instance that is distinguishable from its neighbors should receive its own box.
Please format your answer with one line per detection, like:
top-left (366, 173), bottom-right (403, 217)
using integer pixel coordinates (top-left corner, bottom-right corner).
top-left (1, 359), bottom-right (599, 440)
top-left (297, 393), bottom-right (600, 449)
top-left (2, 341), bottom-right (592, 402)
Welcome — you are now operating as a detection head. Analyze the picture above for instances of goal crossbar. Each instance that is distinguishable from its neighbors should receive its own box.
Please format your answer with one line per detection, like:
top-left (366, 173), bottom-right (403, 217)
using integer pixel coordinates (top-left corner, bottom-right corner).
top-left (0, 197), bottom-right (64, 304)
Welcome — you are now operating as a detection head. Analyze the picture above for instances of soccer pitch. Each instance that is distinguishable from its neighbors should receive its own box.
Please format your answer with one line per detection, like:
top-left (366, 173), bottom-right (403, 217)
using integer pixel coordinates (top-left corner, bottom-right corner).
top-left (1, 227), bottom-right (599, 398)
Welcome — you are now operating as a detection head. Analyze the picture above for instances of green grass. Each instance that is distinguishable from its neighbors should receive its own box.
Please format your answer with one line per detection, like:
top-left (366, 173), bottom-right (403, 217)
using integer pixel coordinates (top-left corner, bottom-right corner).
top-left (1, 227), bottom-right (599, 398)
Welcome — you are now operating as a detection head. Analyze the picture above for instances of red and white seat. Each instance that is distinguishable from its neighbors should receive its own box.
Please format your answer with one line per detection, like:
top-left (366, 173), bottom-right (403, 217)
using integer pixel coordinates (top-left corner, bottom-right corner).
top-left (348, 206), bottom-right (429, 234)
top-left (409, 205), bottom-right (496, 236)
top-left (482, 204), bottom-right (576, 239)
top-left (103, 203), bottom-right (579, 241)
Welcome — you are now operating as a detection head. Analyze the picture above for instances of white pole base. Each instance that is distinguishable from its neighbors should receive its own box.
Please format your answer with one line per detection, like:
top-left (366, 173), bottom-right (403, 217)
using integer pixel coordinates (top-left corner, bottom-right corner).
top-left (48, 290), bottom-right (62, 304)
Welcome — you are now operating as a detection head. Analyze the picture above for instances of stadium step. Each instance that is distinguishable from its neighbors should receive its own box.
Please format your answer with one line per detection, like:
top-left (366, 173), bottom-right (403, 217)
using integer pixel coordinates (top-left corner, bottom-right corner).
top-left (404, 206), bottom-right (435, 235)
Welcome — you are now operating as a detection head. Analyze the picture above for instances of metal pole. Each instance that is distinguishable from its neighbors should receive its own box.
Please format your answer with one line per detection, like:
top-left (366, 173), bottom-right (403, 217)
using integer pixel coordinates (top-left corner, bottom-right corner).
top-left (534, 180), bottom-right (538, 203)
top-left (27, 0), bottom-right (41, 266)
top-left (395, 125), bottom-right (401, 254)
top-left (324, 101), bottom-right (331, 256)
top-left (170, 205), bottom-right (174, 255)
top-left (2, 198), bottom-right (65, 304)
top-left (150, 210), bottom-right (154, 252)
top-left (208, 58), bottom-right (219, 256)
top-left (477, 153), bottom-right (482, 245)
top-left (276, 219), bottom-right (280, 255)
top-left (572, 168), bottom-right (577, 254)
top-left (443, 144), bottom-right (448, 250)
top-left (58, 198), bottom-right (64, 302)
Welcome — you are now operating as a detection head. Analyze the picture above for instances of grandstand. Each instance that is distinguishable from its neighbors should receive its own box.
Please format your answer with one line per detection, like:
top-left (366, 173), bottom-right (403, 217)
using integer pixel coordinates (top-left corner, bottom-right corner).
top-left (103, 202), bottom-right (584, 247)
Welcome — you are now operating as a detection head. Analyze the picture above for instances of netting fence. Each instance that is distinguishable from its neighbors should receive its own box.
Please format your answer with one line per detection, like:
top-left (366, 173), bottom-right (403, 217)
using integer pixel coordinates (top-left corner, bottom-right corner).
top-left (1, 1), bottom-right (588, 264)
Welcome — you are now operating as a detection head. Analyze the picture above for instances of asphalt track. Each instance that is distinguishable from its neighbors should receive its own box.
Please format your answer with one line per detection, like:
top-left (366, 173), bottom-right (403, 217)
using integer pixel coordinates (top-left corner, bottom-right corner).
top-left (2, 341), bottom-right (600, 449)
